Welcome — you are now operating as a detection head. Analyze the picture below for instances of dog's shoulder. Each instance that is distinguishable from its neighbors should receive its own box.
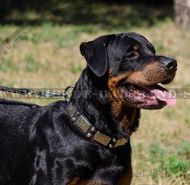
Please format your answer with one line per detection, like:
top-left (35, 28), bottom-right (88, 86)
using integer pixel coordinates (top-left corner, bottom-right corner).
top-left (43, 100), bottom-right (69, 117)
top-left (49, 100), bottom-right (69, 110)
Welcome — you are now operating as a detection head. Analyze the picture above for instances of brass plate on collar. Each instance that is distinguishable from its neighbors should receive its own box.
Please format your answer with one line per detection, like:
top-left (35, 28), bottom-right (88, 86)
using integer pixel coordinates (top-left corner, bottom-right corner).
top-left (114, 138), bottom-right (128, 147)
top-left (94, 131), bottom-right (111, 146)
top-left (66, 103), bottom-right (128, 148)
top-left (75, 115), bottom-right (91, 133)
top-left (67, 103), bottom-right (77, 117)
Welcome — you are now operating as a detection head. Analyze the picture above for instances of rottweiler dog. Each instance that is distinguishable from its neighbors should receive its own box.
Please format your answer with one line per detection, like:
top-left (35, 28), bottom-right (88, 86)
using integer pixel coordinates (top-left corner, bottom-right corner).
top-left (0, 33), bottom-right (177, 185)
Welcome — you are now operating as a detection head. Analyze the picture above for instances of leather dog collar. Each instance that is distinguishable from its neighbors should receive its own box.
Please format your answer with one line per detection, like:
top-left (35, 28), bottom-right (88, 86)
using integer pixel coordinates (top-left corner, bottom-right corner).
top-left (66, 103), bottom-right (128, 148)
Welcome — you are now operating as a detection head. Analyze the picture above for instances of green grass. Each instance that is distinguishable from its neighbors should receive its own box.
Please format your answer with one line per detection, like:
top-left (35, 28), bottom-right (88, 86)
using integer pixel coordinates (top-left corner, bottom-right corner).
top-left (24, 54), bottom-right (39, 72)
top-left (149, 143), bottom-right (165, 164)
top-left (0, 58), bottom-right (18, 72)
top-left (164, 154), bottom-right (190, 175)
top-left (70, 65), bottom-right (83, 74)
top-left (147, 142), bottom-right (190, 182)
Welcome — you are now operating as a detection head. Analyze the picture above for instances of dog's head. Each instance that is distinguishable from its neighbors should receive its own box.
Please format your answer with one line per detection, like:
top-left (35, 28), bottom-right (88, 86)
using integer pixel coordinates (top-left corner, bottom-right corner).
top-left (80, 33), bottom-right (177, 111)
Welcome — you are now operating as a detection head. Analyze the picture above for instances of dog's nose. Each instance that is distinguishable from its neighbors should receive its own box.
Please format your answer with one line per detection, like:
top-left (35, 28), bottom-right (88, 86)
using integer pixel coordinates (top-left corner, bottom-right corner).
top-left (162, 58), bottom-right (177, 71)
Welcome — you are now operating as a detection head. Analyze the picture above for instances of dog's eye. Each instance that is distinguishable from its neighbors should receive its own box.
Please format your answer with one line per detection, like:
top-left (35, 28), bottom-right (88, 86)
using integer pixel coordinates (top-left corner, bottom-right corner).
top-left (126, 51), bottom-right (139, 60)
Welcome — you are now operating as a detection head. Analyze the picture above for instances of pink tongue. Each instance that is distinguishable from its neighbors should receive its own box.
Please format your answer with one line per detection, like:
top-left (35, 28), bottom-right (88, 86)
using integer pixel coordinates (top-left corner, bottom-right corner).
top-left (150, 88), bottom-right (176, 106)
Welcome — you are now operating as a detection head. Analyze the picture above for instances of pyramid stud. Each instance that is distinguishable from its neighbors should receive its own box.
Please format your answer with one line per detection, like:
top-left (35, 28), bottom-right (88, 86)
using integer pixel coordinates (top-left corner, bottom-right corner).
top-left (91, 127), bottom-right (95, 132)
top-left (109, 144), bottom-right (113, 148)
top-left (87, 133), bottom-right (91, 138)
top-left (112, 138), bottom-right (116, 143)
top-left (71, 117), bottom-right (76, 121)
top-left (76, 111), bottom-right (80, 116)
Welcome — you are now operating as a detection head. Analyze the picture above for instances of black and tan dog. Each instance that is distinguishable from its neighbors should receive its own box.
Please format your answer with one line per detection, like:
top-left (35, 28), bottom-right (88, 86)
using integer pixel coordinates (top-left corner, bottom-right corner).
top-left (0, 33), bottom-right (177, 185)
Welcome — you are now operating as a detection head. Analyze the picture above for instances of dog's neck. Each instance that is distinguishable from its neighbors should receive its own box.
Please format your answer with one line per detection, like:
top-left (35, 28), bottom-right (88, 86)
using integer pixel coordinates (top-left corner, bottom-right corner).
top-left (69, 68), bottom-right (140, 139)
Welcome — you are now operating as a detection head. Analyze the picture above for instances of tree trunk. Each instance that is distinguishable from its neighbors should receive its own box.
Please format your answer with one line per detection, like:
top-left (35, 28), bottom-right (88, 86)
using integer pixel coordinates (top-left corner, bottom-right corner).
top-left (174, 0), bottom-right (190, 29)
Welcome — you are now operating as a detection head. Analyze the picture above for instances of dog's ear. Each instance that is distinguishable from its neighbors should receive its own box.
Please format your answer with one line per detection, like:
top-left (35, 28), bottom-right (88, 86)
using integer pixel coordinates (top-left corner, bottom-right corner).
top-left (80, 35), bottom-right (114, 77)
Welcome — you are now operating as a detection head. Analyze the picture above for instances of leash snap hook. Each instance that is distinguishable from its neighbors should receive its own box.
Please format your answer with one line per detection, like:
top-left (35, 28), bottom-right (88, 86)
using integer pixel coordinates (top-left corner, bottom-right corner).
top-left (64, 85), bottom-right (74, 101)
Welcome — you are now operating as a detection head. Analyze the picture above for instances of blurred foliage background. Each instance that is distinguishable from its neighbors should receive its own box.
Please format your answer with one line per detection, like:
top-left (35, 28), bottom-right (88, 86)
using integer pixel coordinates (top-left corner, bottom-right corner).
top-left (0, 0), bottom-right (190, 184)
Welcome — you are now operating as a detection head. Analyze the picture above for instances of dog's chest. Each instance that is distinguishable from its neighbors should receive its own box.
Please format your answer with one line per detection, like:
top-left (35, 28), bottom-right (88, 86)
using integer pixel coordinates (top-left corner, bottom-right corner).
top-left (54, 147), bottom-right (132, 185)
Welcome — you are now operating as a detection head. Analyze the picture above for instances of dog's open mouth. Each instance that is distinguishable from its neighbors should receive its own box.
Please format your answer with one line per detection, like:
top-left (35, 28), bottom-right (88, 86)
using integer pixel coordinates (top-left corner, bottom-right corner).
top-left (119, 82), bottom-right (176, 109)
